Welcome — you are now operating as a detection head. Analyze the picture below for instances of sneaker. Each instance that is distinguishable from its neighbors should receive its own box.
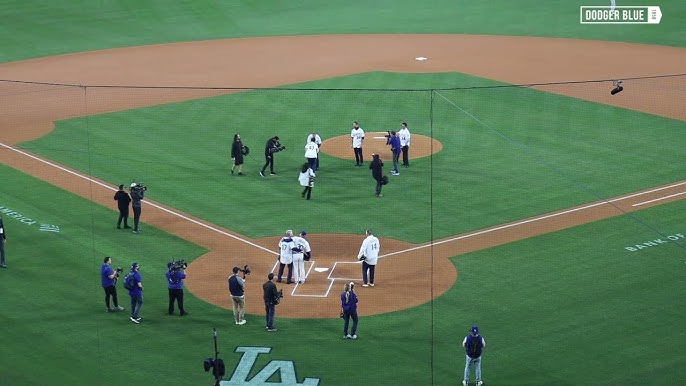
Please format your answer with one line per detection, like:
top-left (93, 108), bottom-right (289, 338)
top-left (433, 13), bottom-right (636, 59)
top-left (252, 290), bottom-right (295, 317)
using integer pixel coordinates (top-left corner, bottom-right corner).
top-left (362, 284), bottom-right (369, 287)
top-left (351, 334), bottom-right (357, 339)
top-left (237, 172), bottom-right (244, 176)
top-left (132, 229), bottom-right (139, 234)
top-left (270, 172), bottom-right (277, 175)
top-left (130, 317), bottom-right (140, 324)
top-left (345, 334), bottom-right (352, 339)
top-left (180, 311), bottom-right (188, 316)
top-left (106, 307), bottom-right (113, 312)
top-left (267, 327), bottom-right (278, 332)
top-left (238, 320), bottom-right (247, 325)
top-left (462, 381), bottom-right (467, 386)
top-left (235, 321), bottom-right (240, 325)
top-left (123, 225), bottom-right (131, 229)
top-left (115, 305), bottom-right (124, 311)
top-left (116, 225), bottom-right (121, 229)
top-left (376, 194), bottom-right (383, 197)
top-left (476, 381), bottom-right (483, 386)
top-left (370, 283), bottom-right (375, 287)
top-left (260, 171), bottom-right (265, 177)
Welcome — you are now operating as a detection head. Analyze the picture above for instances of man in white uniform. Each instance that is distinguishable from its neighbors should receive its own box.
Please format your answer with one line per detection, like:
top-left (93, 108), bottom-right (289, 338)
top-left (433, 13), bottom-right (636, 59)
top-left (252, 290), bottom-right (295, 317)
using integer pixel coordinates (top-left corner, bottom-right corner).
top-left (291, 230), bottom-right (312, 284)
top-left (398, 122), bottom-right (411, 167)
top-left (357, 229), bottom-right (380, 287)
top-left (350, 121), bottom-right (365, 166)
top-left (304, 137), bottom-right (319, 172)
top-left (306, 132), bottom-right (322, 171)
top-left (277, 230), bottom-right (295, 284)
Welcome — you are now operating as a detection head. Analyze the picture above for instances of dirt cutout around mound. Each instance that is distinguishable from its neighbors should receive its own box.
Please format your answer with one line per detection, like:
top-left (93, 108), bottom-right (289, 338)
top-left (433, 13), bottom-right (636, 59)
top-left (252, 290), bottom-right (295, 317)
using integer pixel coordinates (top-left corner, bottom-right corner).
top-left (1, 35), bottom-right (684, 318)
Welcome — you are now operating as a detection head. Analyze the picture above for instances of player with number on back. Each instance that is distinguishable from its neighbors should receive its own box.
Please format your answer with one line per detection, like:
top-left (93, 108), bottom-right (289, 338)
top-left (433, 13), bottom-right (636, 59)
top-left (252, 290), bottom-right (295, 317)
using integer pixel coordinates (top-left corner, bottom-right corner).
top-left (357, 229), bottom-right (380, 287)
top-left (291, 230), bottom-right (312, 284)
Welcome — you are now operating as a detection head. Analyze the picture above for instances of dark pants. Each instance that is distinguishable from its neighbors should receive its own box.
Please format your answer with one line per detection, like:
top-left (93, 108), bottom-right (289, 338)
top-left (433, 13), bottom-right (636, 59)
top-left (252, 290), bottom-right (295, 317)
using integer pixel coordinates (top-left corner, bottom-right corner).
top-left (261, 154), bottom-right (274, 174)
top-left (168, 288), bottom-right (185, 314)
top-left (301, 186), bottom-right (312, 200)
top-left (343, 310), bottom-right (359, 336)
top-left (402, 145), bottom-right (409, 166)
top-left (264, 301), bottom-right (276, 329)
top-left (132, 206), bottom-right (141, 231)
top-left (277, 262), bottom-right (293, 283)
top-left (392, 151), bottom-right (400, 172)
top-left (362, 261), bottom-right (376, 284)
top-left (353, 148), bottom-right (363, 165)
top-left (103, 285), bottom-right (119, 308)
top-left (375, 179), bottom-right (383, 196)
top-left (0, 239), bottom-right (5, 266)
top-left (307, 157), bottom-right (316, 171)
top-left (315, 155), bottom-right (320, 171)
top-left (117, 207), bottom-right (130, 228)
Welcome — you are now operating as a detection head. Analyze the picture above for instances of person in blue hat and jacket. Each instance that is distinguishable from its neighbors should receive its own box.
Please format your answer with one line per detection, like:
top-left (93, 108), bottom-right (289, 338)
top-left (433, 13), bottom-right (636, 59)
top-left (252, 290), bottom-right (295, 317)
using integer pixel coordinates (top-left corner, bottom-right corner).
top-left (462, 325), bottom-right (486, 386)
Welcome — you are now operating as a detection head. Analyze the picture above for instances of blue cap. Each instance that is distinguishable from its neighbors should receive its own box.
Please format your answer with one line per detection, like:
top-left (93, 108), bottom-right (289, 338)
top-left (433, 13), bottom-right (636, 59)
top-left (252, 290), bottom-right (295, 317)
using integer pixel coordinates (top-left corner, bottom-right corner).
top-left (300, 230), bottom-right (307, 236)
top-left (471, 325), bottom-right (479, 334)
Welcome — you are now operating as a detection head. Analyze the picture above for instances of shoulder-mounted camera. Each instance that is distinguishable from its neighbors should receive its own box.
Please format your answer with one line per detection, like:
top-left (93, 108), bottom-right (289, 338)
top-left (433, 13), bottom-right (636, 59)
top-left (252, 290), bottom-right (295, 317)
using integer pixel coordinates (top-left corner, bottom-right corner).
top-left (167, 259), bottom-right (188, 271)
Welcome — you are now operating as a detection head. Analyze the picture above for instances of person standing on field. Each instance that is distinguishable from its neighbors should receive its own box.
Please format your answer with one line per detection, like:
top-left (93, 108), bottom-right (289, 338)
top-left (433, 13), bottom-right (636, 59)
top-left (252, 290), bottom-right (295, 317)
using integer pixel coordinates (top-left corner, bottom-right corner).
top-left (291, 230), bottom-right (311, 284)
top-left (357, 229), bottom-right (380, 287)
top-left (263, 272), bottom-right (279, 331)
top-left (350, 121), bottom-right (365, 166)
top-left (306, 132), bottom-right (322, 171)
top-left (228, 266), bottom-right (247, 325)
top-left (340, 282), bottom-right (359, 339)
top-left (369, 153), bottom-right (385, 197)
top-left (114, 184), bottom-right (131, 229)
top-left (128, 262), bottom-right (144, 324)
top-left (462, 325), bottom-right (486, 386)
top-left (298, 163), bottom-right (316, 200)
top-left (277, 230), bottom-right (295, 284)
top-left (0, 216), bottom-right (7, 268)
top-left (304, 136), bottom-right (319, 172)
top-left (101, 256), bottom-right (124, 312)
top-left (398, 122), bottom-right (411, 167)
top-left (231, 133), bottom-right (245, 176)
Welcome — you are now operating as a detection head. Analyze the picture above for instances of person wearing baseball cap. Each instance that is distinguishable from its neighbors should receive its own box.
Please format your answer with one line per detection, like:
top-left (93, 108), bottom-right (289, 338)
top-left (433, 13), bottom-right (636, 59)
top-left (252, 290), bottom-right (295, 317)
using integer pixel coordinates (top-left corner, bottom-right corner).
top-left (291, 230), bottom-right (311, 284)
top-left (128, 262), bottom-right (144, 324)
top-left (462, 324), bottom-right (486, 386)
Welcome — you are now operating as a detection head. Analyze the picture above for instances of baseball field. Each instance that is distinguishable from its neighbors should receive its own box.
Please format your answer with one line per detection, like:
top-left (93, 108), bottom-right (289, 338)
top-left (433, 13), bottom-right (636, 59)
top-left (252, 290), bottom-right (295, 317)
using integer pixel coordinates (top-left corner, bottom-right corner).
top-left (1, 1), bottom-right (685, 385)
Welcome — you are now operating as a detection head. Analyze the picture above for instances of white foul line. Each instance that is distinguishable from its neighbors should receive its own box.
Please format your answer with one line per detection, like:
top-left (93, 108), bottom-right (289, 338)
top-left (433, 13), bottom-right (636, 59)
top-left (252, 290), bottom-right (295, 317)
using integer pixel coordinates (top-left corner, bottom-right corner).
top-left (0, 142), bottom-right (277, 255)
top-left (380, 180), bottom-right (686, 259)
top-left (632, 191), bottom-right (686, 207)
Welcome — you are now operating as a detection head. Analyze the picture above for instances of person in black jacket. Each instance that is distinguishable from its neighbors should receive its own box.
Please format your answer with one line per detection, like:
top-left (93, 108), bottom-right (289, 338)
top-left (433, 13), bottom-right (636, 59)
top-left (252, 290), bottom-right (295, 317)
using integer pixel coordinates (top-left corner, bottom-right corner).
top-left (0, 216), bottom-right (7, 268)
top-left (230, 133), bottom-right (245, 176)
top-left (262, 273), bottom-right (280, 331)
top-left (113, 184), bottom-right (131, 229)
top-left (260, 136), bottom-right (283, 177)
top-left (130, 182), bottom-right (146, 234)
top-left (369, 153), bottom-right (385, 197)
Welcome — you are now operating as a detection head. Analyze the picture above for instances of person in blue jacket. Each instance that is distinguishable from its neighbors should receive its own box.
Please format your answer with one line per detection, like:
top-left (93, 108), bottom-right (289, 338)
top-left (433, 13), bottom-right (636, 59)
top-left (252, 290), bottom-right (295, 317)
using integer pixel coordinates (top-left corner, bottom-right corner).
top-left (462, 325), bottom-right (486, 386)
top-left (340, 282), bottom-right (359, 339)
top-left (128, 262), bottom-right (144, 324)
top-left (166, 261), bottom-right (188, 316)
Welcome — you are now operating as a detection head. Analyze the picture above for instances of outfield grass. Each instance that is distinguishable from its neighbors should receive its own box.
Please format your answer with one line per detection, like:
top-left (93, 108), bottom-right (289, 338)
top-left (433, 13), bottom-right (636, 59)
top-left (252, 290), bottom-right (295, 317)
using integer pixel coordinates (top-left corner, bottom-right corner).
top-left (1, 0), bottom-right (685, 63)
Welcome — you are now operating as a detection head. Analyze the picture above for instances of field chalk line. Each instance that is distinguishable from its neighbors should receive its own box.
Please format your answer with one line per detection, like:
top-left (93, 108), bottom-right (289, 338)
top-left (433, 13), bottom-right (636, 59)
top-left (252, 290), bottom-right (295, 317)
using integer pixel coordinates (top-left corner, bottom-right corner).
top-left (2, 143), bottom-right (684, 260)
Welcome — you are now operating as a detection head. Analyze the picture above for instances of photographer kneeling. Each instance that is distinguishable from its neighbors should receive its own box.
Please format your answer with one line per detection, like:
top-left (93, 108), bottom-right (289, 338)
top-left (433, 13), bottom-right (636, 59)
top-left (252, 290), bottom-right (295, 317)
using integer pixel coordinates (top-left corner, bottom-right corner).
top-left (166, 259), bottom-right (188, 316)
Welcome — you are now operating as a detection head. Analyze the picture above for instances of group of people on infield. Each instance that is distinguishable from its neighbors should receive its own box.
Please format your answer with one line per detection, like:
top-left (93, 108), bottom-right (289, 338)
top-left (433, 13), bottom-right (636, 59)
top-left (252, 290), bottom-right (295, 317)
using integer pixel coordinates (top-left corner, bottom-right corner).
top-left (229, 120), bottom-right (412, 199)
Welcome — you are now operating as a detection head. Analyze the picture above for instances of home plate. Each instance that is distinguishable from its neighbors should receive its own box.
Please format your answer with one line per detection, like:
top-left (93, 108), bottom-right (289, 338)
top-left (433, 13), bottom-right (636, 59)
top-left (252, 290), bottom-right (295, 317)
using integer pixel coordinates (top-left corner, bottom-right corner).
top-left (415, 56), bottom-right (428, 61)
top-left (314, 267), bottom-right (329, 272)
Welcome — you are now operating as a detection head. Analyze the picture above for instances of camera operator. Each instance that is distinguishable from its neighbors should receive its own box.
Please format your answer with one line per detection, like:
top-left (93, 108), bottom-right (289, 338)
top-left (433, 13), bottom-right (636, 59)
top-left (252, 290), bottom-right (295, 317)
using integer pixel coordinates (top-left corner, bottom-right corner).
top-left (260, 136), bottom-right (284, 177)
top-left (130, 182), bottom-right (147, 234)
top-left (262, 273), bottom-right (280, 332)
top-left (101, 256), bottom-right (124, 312)
top-left (166, 260), bottom-right (188, 316)
top-left (228, 266), bottom-right (247, 325)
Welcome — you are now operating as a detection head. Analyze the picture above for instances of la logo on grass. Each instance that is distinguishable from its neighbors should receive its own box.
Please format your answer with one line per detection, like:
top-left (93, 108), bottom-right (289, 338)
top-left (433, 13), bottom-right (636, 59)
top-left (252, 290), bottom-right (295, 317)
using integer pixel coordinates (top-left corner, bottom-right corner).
top-left (221, 347), bottom-right (320, 385)
top-left (580, 4), bottom-right (662, 24)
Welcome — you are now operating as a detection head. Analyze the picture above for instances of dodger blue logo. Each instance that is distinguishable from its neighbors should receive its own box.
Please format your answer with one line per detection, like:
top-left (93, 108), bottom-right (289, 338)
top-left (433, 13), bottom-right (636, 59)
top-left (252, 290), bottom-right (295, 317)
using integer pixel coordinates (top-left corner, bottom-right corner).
top-left (222, 347), bottom-right (320, 385)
